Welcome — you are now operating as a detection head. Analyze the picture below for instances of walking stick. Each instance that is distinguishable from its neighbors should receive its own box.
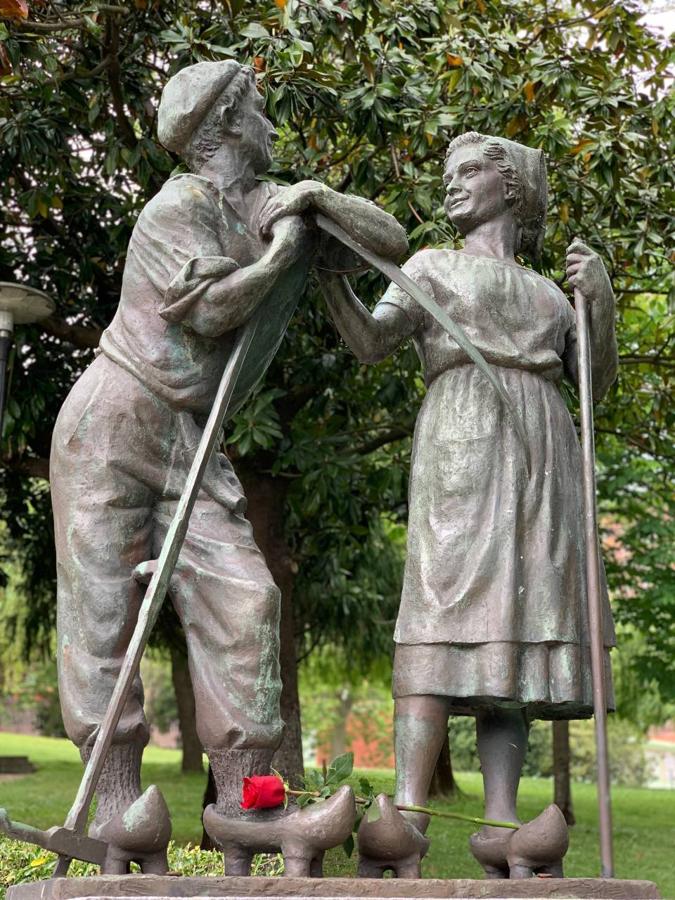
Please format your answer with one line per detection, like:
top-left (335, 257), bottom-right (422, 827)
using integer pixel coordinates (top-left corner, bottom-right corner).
top-left (574, 287), bottom-right (614, 878)
top-left (53, 313), bottom-right (260, 877)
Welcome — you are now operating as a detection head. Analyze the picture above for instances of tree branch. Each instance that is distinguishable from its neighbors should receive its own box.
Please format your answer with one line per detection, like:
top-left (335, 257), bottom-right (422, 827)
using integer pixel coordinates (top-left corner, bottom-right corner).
top-left (354, 426), bottom-right (411, 456)
top-left (619, 355), bottom-right (675, 368)
top-left (41, 316), bottom-right (102, 349)
top-left (104, 15), bottom-right (137, 149)
top-left (1, 456), bottom-right (50, 480)
top-left (16, 5), bottom-right (130, 31)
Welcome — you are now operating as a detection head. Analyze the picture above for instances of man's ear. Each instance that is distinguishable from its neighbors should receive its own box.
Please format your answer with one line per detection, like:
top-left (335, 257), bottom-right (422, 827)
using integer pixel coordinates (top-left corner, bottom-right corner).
top-left (504, 183), bottom-right (517, 204)
top-left (220, 100), bottom-right (242, 137)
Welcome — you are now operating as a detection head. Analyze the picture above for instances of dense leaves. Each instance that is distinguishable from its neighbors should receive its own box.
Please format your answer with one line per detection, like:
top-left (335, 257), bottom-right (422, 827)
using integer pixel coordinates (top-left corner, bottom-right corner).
top-left (0, 1), bottom-right (673, 697)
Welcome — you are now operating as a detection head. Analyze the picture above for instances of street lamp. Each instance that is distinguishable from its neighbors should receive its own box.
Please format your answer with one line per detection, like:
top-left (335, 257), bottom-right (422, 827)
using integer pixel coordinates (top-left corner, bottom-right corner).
top-left (0, 282), bottom-right (55, 437)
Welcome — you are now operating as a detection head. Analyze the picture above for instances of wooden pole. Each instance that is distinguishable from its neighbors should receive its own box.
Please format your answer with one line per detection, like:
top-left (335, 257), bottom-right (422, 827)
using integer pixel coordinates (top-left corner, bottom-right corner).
top-left (574, 287), bottom-right (614, 878)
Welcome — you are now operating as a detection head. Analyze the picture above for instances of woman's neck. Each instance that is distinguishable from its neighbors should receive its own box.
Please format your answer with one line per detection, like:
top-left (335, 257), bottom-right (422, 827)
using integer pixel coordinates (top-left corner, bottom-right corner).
top-left (461, 212), bottom-right (520, 263)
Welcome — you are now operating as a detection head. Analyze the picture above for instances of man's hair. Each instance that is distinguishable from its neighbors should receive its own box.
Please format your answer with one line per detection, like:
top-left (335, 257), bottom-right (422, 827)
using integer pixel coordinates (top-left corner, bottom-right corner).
top-left (184, 66), bottom-right (256, 171)
top-left (445, 132), bottom-right (523, 230)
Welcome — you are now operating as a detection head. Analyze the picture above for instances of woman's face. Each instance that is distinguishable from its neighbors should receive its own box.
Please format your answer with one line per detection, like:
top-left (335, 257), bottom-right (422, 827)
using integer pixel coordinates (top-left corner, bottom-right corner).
top-left (443, 144), bottom-right (513, 233)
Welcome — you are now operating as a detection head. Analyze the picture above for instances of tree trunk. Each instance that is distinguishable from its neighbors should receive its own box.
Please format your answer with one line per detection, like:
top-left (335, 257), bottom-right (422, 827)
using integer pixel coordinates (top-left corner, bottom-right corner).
top-left (238, 469), bottom-right (304, 786)
top-left (552, 720), bottom-right (575, 825)
top-left (428, 732), bottom-right (459, 798)
top-left (170, 643), bottom-right (204, 773)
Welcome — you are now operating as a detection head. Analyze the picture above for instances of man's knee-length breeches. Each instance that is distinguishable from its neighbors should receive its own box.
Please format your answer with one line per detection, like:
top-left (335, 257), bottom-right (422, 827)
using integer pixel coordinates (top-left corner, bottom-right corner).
top-left (50, 356), bottom-right (283, 753)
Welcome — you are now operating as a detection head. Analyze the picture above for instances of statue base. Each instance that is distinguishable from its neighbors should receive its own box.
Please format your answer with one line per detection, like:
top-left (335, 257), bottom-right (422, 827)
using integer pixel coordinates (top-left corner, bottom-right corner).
top-left (7, 875), bottom-right (661, 900)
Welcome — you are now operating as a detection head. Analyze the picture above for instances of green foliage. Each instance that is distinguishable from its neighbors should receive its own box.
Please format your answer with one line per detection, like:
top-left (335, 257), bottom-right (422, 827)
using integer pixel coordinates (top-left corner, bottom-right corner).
top-left (612, 626), bottom-right (675, 732)
top-left (449, 714), bottom-right (653, 787)
top-left (0, 653), bottom-right (64, 738)
top-left (569, 718), bottom-right (653, 788)
top-left (140, 655), bottom-right (178, 734)
top-left (0, 838), bottom-right (282, 898)
top-left (0, 0), bottom-right (672, 699)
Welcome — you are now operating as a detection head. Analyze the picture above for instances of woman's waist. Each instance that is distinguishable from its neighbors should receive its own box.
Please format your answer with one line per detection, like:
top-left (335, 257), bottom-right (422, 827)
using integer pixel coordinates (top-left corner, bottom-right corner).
top-left (424, 357), bottom-right (564, 387)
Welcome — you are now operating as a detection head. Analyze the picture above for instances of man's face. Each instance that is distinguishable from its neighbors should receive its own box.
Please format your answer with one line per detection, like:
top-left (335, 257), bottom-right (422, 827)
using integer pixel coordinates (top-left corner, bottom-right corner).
top-left (443, 144), bottom-right (512, 234)
top-left (235, 81), bottom-right (278, 175)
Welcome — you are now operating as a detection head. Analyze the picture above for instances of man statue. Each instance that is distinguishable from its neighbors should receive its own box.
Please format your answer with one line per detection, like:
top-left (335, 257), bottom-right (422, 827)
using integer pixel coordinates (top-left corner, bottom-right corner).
top-left (50, 60), bottom-right (407, 874)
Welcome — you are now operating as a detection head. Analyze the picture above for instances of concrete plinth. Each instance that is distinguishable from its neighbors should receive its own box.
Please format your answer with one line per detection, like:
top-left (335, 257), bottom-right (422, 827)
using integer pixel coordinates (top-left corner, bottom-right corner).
top-left (7, 875), bottom-right (661, 900)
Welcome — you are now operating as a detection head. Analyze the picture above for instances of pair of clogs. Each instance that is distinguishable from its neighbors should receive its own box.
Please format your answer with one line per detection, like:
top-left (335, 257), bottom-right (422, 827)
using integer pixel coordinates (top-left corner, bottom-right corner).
top-left (357, 794), bottom-right (568, 880)
top-left (203, 785), bottom-right (356, 877)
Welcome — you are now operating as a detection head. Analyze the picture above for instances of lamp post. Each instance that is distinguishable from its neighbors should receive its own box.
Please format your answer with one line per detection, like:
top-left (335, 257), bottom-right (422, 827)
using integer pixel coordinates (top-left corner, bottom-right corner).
top-left (0, 282), bottom-right (55, 437)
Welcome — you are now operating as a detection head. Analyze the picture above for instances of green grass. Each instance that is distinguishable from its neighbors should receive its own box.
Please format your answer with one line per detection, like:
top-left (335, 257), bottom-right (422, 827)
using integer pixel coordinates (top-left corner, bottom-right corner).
top-left (1, 732), bottom-right (674, 897)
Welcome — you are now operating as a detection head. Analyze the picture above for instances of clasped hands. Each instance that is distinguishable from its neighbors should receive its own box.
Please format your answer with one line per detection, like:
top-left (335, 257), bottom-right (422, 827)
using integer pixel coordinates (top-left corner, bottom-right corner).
top-left (257, 181), bottom-right (321, 270)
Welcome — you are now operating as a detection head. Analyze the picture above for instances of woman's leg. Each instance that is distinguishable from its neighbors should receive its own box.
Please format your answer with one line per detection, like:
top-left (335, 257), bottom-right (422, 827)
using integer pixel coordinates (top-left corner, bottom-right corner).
top-left (476, 707), bottom-right (529, 834)
top-left (394, 694), bottom-right (451, 832)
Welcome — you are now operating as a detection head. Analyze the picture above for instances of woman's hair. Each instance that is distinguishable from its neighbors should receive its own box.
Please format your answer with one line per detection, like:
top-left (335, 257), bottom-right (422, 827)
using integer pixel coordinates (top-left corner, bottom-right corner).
top-left (184, 67), bottom-right (256, 171)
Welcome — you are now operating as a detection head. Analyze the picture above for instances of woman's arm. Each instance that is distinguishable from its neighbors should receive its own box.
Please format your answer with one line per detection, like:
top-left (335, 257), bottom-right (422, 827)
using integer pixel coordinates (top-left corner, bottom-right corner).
top-left (259, 181), bottom-right (408, 261)
top-left (562, 240), bottom-right (618, 402)
top-left (321, 272), bottom-right (415, 364)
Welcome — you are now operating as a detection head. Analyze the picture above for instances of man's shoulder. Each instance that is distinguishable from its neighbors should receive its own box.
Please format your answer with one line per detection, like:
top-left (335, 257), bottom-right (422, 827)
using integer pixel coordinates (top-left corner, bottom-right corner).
top-left (141, 173), bottom-right (220, 222)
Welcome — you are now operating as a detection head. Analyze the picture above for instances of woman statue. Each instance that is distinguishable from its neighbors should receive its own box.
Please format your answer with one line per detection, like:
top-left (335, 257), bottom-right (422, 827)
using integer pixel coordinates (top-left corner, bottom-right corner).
top-left (321, 132), bottom-right (618, 879)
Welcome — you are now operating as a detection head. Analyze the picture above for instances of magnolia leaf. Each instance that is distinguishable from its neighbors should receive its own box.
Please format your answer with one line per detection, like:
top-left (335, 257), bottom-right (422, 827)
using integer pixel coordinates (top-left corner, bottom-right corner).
top-left (523, 81), bottom-right (535, 103)
top-left (446, 52), bottom-right (463, 67)
top-left (0, 0), bottom-right (28, 21)
top-left (0, 41), bottom-right (11, 75)
top-left (241, 22), bottom-right (269, 39)
top-left (571, 138), bottom-right (594, 155)
top-left (505, 114), bottom-right (527, 137)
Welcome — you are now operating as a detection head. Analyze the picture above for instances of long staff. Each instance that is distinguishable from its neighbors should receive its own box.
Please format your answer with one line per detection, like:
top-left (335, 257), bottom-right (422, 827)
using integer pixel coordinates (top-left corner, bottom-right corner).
top-left (53, 314), bottom-right (259, 876)
top-left (574, 287), bottom-right (613, 878)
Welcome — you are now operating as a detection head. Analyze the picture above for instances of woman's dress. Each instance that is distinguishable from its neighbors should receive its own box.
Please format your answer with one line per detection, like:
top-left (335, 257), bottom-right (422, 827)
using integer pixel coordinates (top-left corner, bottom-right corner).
top-left (377, 249), bottom-right (615, 720)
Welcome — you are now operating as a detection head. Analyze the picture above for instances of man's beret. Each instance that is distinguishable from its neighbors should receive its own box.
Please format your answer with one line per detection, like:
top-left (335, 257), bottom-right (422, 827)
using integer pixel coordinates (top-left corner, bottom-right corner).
top-left (157, 60), bottom-right (245, 156)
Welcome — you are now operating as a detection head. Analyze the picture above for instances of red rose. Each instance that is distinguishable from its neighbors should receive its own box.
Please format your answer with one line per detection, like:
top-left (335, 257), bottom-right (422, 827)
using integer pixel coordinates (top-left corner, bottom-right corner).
top-left (241, 775), bottom-right (285, 810)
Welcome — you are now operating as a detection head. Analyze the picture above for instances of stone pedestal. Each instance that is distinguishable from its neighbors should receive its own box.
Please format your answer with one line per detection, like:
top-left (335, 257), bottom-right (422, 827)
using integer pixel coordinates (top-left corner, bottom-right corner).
top-left (7, 875), bottom-right (661, 900)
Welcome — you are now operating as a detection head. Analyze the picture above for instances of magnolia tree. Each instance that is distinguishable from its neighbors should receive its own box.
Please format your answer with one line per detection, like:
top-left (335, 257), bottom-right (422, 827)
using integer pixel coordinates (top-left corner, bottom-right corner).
top-left (0, 1), bottom-right (673, 781)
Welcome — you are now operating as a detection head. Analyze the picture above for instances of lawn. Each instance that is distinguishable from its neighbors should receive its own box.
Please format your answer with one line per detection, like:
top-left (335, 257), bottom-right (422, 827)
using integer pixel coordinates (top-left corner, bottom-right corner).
top-left (1, 732), bottom-right (674, 897)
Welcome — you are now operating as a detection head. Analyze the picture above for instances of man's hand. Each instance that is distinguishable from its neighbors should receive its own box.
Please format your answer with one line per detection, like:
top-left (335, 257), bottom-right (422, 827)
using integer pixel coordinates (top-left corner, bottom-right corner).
top-left (266, 214), bottom-right (310, 269)
top-left (259, 181), bottom-right (321, 237)
top-left (566, 239), bottom-right (612, 304)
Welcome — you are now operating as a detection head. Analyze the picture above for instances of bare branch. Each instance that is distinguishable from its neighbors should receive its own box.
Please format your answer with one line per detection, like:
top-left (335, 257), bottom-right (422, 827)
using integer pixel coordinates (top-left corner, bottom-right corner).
top-left (354, 426), bottom-right (411, 456)
top-left (104, 14), bottom-right (136, 149)
top-left (1, 456), bottom-right (50, 480)
top-left (41, 316), bottom-right (102, 349)
top-left (16, 18), bottom-right (88, 32)
top-left (619, 355), bottom-right (675, 368)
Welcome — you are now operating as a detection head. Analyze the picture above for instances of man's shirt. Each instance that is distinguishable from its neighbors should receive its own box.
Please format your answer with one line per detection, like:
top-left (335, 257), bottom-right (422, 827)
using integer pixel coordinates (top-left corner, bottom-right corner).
top-left (100, 174), bottom-right (307, 419)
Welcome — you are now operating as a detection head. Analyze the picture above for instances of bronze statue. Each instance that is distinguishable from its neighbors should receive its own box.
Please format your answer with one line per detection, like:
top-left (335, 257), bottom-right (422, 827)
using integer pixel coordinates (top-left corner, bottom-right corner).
top-left (49, 60), bottom-right (406, 875)
top-left (321, 132), bottom-right (618, 879)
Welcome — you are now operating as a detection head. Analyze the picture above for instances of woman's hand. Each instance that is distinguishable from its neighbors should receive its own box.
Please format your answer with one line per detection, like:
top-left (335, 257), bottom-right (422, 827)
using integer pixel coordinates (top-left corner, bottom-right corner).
top-left (259, 181), bottom-right (322, 238)
top-left (566, 239), bottom-right (612, 304)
